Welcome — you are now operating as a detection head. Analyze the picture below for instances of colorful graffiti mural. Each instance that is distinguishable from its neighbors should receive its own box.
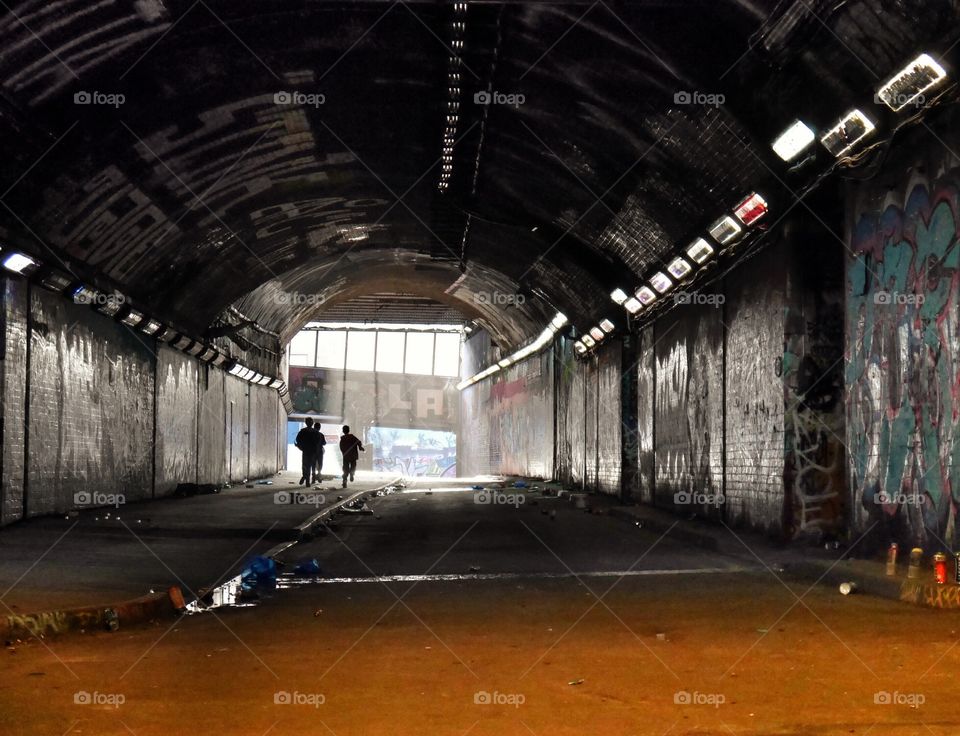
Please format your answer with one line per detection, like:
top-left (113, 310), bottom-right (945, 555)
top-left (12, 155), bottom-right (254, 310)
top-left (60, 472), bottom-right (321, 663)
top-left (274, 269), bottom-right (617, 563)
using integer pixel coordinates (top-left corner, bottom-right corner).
top-left (368, 427), bottom-right (456, 477)
top-left (847, 178), bottom-right (960, 548)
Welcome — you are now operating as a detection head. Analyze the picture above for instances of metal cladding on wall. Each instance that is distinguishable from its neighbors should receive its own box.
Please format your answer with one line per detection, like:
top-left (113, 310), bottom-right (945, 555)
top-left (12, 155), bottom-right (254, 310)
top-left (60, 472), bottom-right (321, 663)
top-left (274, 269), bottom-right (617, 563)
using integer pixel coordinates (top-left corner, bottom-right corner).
top-left (0, 277), bottom-right (283, 525)
top-left (653, 304), bottom-right (724, 518)
top-left (595, 341), bottom-right (622, 496)
top-left (723, 249), bottom-right (788, 535)
top-left (846, 110), bottom-right (960, 550)
top-left (636, 327), bottom-right (656, 505)
top-left (459, 331), bottom-right (554, 479)
top-left (28, 287), bottom-right (155, 515)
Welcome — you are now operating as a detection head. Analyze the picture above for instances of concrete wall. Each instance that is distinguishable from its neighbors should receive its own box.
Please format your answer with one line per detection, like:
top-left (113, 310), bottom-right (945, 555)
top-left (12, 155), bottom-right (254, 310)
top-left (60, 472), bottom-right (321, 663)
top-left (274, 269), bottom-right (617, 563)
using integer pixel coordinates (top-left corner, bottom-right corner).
top-left (0, 280), bottom-right (284, 525)
top-left (846, 108), bottom-right (960, 551)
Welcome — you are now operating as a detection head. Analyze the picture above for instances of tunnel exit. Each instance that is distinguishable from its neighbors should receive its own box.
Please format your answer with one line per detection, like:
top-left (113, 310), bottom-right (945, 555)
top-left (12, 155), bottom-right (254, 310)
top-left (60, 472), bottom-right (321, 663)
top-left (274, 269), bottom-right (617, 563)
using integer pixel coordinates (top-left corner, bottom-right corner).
top-left (285, 321), bottom-right (461, 477)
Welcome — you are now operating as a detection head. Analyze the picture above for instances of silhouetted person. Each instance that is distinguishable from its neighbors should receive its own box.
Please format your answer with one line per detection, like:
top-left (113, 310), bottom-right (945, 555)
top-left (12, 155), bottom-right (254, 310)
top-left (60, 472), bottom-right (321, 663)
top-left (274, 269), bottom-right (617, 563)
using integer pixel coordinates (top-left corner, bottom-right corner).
top-left (295, 417), bottom-right (322, 485)
top-left (313, 424), bottom-right (327, 479)
top-left (339, 425), bottom-right (364, 488)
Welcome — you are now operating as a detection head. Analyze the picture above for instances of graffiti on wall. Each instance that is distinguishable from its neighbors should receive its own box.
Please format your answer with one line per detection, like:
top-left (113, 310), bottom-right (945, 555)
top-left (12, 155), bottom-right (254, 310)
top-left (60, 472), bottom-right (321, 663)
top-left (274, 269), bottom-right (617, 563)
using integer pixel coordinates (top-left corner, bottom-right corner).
top-left (368, 426), bottom-right (456, 477)
top-left (847, 179), bottom-right (960, 547)
top-left (783, 301), bottom-right (845, 539)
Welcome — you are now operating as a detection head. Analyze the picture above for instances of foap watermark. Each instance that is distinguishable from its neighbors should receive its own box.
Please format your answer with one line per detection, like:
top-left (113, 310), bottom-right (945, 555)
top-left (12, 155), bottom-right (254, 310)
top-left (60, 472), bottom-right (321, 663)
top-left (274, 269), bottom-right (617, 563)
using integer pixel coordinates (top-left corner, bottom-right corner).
top-left (274, 690), bottom-right (325, 708)
top-left (673, 90), bottom-right (725, 108)
top-left (474, 690), bottom-right (525, 707)
top-left (74, 691), bottom-right (125, 708)
top-left (674, 491), bottom-right (725, 507)
top-left (274, 292), bottom-right (326, 307)
top-left (674, 690), bottom-right (725, 708)
top-left (474, 90), bottom-right (525, 108)
top-left (73, 291), bottom-right (126, 308)
top-left (474, 291), bottom-right (525, 306)
top-left (874, 91), bottom-right (927, 109)
top-left (274, 491), bottom-right (325, 507)
top-left (74, 90), bottom-right (126, 108)
top-left (74, 491), bottom-right (125, 508)
top-left (674, 292), bottom-right (725, 308)
top-left (874, 690), bottom-right (925, 707)
top-left (874, 491), bottom-right (926, 507)
top-left (274, 90), bottom-right (326, 108)
top-left (874, 291), bottom-right (925, 306)
top-left (475, 490), bottom-right (525, 507)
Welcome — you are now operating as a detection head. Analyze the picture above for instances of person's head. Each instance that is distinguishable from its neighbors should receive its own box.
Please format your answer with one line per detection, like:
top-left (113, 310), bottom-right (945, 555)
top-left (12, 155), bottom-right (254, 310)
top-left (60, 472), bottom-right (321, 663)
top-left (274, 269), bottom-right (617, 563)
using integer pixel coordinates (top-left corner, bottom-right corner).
top-left (304, 417), bottom-right (314, 427)
top-left (342, 425), bottom-right (350, 434)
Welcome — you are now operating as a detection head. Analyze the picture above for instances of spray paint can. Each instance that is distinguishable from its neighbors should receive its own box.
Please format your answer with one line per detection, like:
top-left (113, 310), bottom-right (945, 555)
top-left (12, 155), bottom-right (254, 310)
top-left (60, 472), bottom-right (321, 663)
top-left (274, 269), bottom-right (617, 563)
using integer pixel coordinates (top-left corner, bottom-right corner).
top-left (908, 548), bottom-right (924, 579)
top-left (885, 543), bottom-right (899, 576)
top-left (933, 553), bottom-right (948, 585)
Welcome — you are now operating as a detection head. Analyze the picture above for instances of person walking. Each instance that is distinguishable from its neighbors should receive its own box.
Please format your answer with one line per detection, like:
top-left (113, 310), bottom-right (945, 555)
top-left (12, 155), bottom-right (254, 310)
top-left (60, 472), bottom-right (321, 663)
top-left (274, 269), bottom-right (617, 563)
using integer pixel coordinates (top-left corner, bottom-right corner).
top-left (339, 425), bottom-right (364, 488)
top-left (313, 424), bottom-right (327, 480)
top-left (295, 417), bottom-right (322, 485)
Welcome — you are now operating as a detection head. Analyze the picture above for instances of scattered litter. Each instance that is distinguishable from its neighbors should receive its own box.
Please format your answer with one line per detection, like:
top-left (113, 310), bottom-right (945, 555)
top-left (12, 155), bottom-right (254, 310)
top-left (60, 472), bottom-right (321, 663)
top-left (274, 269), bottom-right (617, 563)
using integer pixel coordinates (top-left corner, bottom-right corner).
top-left (471, 485), bottom-right (485, 491)
top-left (469, 566), bottom-right (481, 573)
top-left (314, 609), bottom-right (323, 617)
top-left (839, 581), bottom-right (858, 595)
top-left (756, 628), bottom-right (769, 634)
top-left (341, 498), bottom-right (374, 515)
top-left (256, 480), bottom-right (273, 485)
top-left (568, 679), bottom-right (585, 686)
top-left (241, 555), bottom-right (277, 591)
top-left (514, 480), bottom-right (529, 489)
top-left (104, 609), bottom-right (120, 632)
top-left (656, 633), bottom-right (666, 641)
top-left (294, 559), bottom-right (322, 576)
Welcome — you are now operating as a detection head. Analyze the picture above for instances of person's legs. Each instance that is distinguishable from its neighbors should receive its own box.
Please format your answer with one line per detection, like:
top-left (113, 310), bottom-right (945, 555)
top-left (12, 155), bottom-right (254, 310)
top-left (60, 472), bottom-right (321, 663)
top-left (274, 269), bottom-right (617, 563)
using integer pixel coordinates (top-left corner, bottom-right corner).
top-left (302, 453), bottom-right (315, 485)
top-left (348, 457), bottom-right (356, 482)
top-left (314, 448), bottom-right (324, 480)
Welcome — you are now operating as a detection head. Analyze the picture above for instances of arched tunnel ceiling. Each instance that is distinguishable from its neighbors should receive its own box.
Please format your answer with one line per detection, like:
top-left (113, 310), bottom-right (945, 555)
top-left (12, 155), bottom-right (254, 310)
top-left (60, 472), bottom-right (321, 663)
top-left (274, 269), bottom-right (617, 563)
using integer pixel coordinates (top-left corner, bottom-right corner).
top-left (0, 0), bottom-right (957, 355)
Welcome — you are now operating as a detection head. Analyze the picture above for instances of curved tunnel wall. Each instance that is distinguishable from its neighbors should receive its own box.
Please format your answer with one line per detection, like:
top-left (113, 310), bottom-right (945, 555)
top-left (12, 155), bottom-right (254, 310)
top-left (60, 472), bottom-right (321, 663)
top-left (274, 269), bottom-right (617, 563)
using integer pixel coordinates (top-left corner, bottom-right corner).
top-left (0, 279), bottom-right (284, 525)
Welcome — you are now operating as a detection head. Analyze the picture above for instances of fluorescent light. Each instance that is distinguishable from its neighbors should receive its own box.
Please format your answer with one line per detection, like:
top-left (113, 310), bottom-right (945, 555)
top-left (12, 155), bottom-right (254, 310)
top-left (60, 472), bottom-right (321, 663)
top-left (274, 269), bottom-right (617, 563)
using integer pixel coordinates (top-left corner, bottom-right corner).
top-left (40, 272), bottom-right (73, 292)
top-left (667, 256), bottom-right (693, 280)
top-left (269, 378), bottom-right (285, 389)
top-left (877, 53), bottom-right (947, 111)
top-left (734, 193), bottom-right (768, 226)
top-left (198, 347), bottom-right (217, 362)
top-left (610, 288), bottom-right (628, 305)
top-left (258, 375), bottom-right (273, 385)
top-left (71, 286), bottom-right (99, 305)
top-left (589, 327), bottom-right (605, 341)
top-left (498, 358), bottom-right (512, 368)
top-left (636, 286), bottom-right (657, 305)
top-left (772, 120), bottom-right (815, 161)
top-left (708, 216), bottom-right (742, 245)
top-left (550, 312), bottom-right (568, 330)
top-left (96, 295), bottom-right (125, 317)
top-left (120, 309), bottom-right (144, 327)
top-left (140, 319), bottom-right (162, 335)
top-left (820, 110), bottom-right (875, 157)
top-left (582, 334), bottom-right (596, 348)
top-left (2, 252), bottom-right (36, 274)
top-left (599, 319), bottom-right (614, 333)
top-left (686, 238), bottom-right (714, 264)
top-left (187, 342), bottom-right (206, 356)
top-left (228, 363), bottom-right (245, 376)
top-left (624, 297), bottom-right (642, 314)
top-left (574, 340), bottom-right (587, 354)
top-left (649, 272), bottom-right (673, 294)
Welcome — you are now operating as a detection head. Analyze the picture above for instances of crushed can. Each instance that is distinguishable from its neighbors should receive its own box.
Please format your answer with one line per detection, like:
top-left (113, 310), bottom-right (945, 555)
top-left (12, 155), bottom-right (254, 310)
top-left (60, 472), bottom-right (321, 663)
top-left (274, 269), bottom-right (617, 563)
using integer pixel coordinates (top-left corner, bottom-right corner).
top-left (885, 543), bottom-right (898, 576)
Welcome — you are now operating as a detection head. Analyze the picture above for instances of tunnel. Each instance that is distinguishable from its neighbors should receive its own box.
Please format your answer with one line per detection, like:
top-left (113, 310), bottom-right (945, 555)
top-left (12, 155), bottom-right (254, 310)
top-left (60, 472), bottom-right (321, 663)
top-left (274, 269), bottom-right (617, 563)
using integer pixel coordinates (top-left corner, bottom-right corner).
top-left (1, 1), bottom-right (960, 734)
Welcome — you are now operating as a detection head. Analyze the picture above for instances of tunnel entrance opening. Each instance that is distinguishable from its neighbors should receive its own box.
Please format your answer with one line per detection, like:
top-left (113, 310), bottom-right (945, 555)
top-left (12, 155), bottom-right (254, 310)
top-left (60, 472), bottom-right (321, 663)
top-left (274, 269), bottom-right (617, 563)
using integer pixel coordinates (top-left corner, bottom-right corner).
top-left (284, 306), bottom-right (465, 479)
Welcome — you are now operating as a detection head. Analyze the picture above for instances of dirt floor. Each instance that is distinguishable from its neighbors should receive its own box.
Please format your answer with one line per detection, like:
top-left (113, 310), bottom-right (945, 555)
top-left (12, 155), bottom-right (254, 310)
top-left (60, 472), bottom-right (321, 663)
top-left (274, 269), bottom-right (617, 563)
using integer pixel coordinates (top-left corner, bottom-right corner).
top-left (5, 571), bottom-right (960, 734)
top-left (2, 485), bottom-right (959, 735)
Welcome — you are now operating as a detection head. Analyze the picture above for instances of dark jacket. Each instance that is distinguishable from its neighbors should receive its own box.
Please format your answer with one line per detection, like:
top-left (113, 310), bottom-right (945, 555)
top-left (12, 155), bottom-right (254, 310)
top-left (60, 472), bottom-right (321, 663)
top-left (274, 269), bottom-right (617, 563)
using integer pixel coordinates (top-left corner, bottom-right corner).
top-left (339, 433), bottom-right (364, 461)
top-left (295, 427), bottom-right (322, 455)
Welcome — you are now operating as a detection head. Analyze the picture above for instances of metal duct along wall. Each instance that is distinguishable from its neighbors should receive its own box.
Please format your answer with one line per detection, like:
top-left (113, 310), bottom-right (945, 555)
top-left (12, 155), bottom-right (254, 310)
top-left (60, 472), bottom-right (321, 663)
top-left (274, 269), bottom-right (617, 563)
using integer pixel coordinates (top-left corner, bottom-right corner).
top-left (846, 108), bottom-right (960, 552)
top-left (0, 281), bottom-right (284, 525)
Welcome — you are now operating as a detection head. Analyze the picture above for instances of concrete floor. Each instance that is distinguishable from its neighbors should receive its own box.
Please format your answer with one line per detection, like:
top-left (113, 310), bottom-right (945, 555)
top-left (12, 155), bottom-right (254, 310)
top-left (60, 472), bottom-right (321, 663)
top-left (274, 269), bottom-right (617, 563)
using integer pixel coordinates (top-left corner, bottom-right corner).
top-left (2, 478), bottom-right (959, 735)
top-left (0, 470), bottom-right (400, 612)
